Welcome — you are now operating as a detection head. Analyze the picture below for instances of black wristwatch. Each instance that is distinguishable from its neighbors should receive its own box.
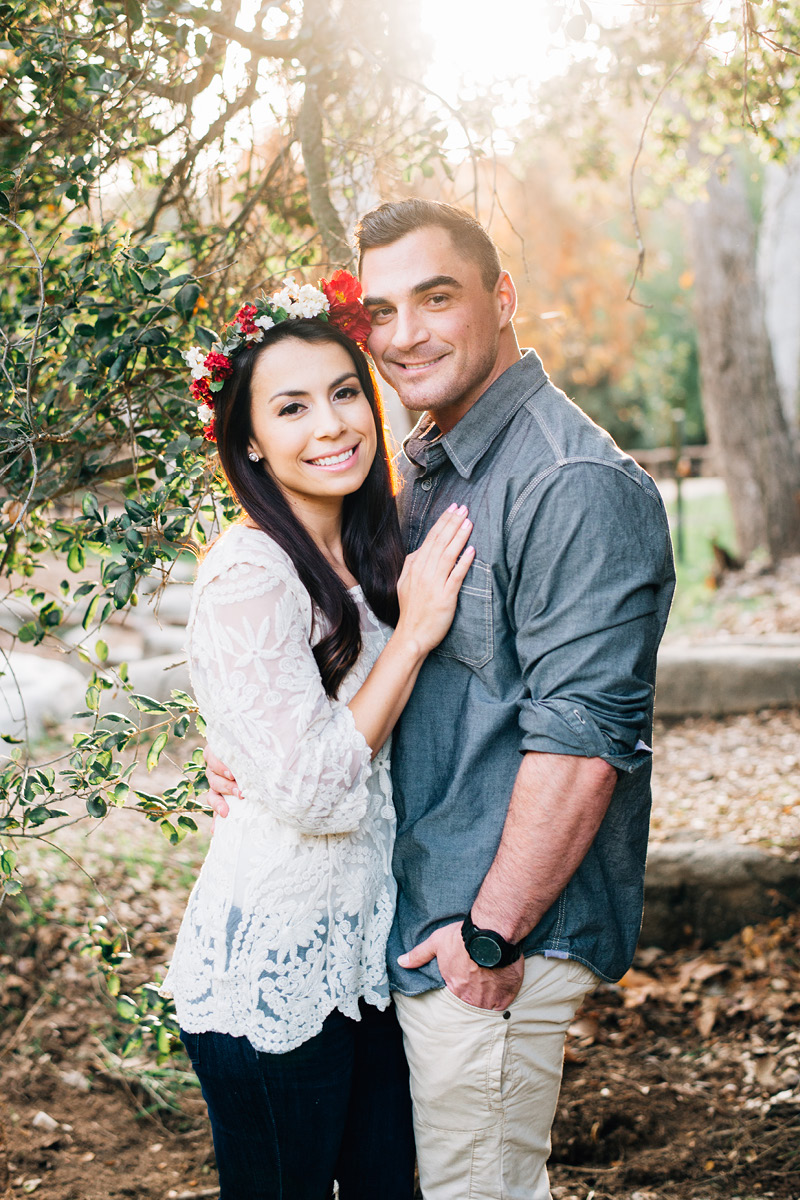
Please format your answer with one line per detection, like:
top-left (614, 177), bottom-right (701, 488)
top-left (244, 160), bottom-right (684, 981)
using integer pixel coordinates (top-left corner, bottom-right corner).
top-left (461, 911), bottom-right (522, 969)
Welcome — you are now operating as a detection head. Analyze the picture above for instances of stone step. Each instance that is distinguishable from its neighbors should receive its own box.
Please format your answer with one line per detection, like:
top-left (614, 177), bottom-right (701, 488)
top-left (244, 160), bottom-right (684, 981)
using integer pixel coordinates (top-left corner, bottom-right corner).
top-left (655, 639), bottom-right (800, 717)
top-left (0, 651), bottom-right (86, 742)
top-left (641, 838), bottom-right (799, 949)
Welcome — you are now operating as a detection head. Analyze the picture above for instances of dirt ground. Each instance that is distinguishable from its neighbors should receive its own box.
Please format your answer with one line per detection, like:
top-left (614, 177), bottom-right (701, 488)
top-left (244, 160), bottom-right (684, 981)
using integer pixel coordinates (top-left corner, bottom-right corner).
top-left (2, 873), bottom-right (798, 1200)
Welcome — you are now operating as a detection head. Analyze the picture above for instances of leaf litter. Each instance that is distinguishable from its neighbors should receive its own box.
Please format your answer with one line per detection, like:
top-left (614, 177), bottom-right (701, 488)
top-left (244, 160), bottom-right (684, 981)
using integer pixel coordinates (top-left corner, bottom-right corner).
top-left (1, 843), bottom-right (798, 1199)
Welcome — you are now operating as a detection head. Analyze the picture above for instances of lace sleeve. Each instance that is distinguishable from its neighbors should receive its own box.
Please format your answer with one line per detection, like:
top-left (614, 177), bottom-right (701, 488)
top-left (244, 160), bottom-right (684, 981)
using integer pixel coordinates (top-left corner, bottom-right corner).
top-left (190, 552), bottom-right (373, 835)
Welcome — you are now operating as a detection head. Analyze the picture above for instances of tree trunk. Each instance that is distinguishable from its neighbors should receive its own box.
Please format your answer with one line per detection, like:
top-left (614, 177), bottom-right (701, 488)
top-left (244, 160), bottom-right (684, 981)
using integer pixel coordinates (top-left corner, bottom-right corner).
top-left (297, 82), bottom-right (353, 268)
top-left (296, 0), bottom-right (353, 269)
top-left (690, 155), bottom-right (800, 562)
top-left (758, 156), bottom-right (800, 433)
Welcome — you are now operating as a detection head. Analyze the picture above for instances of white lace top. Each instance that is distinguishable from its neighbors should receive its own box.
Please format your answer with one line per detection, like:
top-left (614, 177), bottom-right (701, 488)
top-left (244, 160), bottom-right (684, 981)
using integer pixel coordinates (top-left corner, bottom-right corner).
top-left (161, 524), bottom-right (396, 1054)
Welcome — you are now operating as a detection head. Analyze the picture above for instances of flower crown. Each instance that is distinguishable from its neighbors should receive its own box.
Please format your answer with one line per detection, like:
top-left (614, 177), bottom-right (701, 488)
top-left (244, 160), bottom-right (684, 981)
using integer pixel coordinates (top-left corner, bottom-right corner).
top-left (181, 269), bottom-right (372, 442)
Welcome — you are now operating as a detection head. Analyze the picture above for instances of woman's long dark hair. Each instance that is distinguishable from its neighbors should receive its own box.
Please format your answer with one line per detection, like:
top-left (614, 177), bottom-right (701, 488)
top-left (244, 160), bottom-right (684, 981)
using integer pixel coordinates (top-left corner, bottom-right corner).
top-left (213, 318), bottom-right (404, 698)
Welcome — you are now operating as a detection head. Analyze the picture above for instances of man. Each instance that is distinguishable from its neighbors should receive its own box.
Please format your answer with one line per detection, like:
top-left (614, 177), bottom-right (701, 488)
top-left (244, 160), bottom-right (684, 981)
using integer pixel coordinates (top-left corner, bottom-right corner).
top-left (206, 199), bottom-right (675, 1198)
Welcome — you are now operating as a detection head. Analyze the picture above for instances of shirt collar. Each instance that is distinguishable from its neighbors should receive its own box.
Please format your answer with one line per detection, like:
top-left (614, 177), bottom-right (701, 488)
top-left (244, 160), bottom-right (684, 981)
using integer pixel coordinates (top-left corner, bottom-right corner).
top-left (401, 350), bottom-right (549, 479)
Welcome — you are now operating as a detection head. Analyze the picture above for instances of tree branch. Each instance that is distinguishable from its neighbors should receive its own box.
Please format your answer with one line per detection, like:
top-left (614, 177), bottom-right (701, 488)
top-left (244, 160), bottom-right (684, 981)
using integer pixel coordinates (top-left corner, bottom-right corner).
top-left (201, 20), bottom-right (299, 61)
top-left (138, 81), bottom-right (258, 237)
top-left (626, 16), bottom-right (712, 304)
top-left (208, 139), bottom-right (296, 249)
top-left (43, 456), bottom-right (157, 503)
top-left (99, 45), bottom-right (219, 106)
top-left (1, 213), bottom-right (45, 424)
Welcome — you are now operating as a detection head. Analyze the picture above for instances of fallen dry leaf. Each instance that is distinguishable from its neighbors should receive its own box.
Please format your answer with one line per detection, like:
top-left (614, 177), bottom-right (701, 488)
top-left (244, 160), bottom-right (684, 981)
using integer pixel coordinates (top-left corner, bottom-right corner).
top-left (696, 995), bottom-right (721, 1037)
top-left (568, 1015), bottom-right (599, 1042)
top-left (617, 968), bottom-right (663, 1006)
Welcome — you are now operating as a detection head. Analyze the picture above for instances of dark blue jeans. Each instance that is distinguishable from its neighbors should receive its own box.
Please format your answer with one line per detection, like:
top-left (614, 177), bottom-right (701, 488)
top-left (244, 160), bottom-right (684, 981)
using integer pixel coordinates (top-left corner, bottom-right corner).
top-left (180, 1001), bottom-right (415, 1200)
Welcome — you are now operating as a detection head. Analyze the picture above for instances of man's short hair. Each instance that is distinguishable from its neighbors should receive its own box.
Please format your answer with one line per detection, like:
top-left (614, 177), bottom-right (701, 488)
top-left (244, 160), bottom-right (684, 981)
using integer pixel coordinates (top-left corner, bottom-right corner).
top-left (354, 199), bottom-right (502, 292)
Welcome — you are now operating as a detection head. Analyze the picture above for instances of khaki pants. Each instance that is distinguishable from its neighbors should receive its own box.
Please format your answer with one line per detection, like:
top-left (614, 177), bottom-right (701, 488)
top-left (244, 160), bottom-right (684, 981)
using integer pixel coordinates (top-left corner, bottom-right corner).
top-left (393, 956), bottom-right (596, 1200)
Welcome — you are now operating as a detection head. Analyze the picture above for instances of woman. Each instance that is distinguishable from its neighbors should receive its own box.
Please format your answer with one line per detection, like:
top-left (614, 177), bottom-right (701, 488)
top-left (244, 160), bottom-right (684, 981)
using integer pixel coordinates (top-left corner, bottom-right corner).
top-left (162, 272), bottom-right (474, 1199)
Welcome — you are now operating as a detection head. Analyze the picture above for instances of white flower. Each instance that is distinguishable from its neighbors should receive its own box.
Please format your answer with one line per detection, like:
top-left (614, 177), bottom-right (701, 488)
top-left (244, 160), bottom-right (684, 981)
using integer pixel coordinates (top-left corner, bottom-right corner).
top-left (298, 283), bottom-right (327, 305)
top-left (294, 285), bottom-right (329, 318)
top-left (183, 346), bottom-right (210, 379)
top-left (197, 403), bottom-right (213, 424)
top-left (254, 314), bottom-right (275, 332)
top-left (183, 345), bottom-right (206, 368)
top-left (270, 280), bottom-right (300, 312)
top-left (245, 328), bottom-right (264, 343)
top-left (267, 279), bottom-right (328, 320)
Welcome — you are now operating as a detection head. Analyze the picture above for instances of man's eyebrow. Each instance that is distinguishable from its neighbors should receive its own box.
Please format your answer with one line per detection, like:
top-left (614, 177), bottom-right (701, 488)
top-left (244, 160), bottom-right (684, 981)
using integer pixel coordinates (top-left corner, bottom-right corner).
top-left (270, 371), bottom-right (358, 403)
top-left (411, 275), bottom-right (462, 296)
top-left (362, 275), bottom-right (463, 308)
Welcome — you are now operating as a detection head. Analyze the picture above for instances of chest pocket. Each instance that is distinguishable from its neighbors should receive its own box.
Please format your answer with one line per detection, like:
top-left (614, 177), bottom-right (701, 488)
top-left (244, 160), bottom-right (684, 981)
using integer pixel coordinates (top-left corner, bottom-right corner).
top-left (434, 558), bottom-right (494, 669)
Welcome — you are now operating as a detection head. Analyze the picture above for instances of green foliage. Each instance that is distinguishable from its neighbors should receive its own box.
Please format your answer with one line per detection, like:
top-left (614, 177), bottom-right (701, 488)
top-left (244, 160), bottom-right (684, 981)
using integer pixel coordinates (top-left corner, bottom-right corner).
top-left (571, 206), bottom-right (704, 450)
top-left (79, 915), bottom-right (183, 1065)
top-left (664, 488), bottom-right (741, 632)
top-left (0, 674), bottom-right (209, 896)
top-left (538, 1), bottom-right (800, 192)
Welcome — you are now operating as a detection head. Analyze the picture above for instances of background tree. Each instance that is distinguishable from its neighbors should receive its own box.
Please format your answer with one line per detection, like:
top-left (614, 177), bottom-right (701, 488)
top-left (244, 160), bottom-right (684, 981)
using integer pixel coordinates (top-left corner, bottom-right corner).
top-left (538, 0), bottom-right (800, 560)
top-left (691, 152), bottom-right (800, 560)
top-left (758, 153), bottom-right (800, 433)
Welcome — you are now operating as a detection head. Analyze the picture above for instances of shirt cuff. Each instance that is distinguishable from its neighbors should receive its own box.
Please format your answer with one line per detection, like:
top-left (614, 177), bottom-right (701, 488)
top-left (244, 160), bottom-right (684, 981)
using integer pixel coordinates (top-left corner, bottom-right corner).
top-left (518, 697), bottom-right (653, 775)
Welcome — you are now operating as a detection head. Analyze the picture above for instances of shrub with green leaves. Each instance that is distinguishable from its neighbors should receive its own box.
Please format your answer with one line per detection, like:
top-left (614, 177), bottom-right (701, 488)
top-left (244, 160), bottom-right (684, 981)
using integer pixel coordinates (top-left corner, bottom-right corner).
top-left (0, 198), bottom-right (236, 886)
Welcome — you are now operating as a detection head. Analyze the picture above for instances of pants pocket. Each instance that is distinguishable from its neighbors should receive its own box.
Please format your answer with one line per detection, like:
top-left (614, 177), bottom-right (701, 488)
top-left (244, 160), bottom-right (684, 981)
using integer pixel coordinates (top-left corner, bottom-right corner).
top-left (566, 958), bottom-right (598, 991)
top-left (395, 988), bottom-right (509, 1132)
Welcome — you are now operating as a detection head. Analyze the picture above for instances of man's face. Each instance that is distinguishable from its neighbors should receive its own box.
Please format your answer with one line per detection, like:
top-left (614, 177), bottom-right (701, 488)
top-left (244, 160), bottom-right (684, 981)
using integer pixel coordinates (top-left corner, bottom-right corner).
top-left (360, 226), bottom-right (514, 430)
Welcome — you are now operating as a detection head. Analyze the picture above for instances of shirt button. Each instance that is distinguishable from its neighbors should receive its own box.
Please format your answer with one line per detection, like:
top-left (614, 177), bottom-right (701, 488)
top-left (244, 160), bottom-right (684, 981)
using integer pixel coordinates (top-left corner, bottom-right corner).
top-left (420, 478), bottom-right (433, 491)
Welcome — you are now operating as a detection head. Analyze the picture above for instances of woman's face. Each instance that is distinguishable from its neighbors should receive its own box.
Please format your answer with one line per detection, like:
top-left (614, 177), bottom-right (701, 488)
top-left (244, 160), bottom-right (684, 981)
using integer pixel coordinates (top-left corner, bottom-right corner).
top-left (247, 338), bottom-right (378, 508)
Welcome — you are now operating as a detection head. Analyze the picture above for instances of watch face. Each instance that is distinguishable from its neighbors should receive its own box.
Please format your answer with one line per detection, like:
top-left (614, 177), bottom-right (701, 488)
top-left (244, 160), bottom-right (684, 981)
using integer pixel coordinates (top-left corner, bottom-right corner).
top-left (469, 934), bottom-right (503, 968)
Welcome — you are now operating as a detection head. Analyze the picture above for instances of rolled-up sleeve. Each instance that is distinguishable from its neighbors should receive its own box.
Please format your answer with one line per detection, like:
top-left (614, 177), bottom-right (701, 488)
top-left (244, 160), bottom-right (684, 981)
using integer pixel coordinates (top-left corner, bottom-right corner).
top-left (506, 463), bottom-right (674, 773)
top-left (191, 556), bottom-right (373, 834)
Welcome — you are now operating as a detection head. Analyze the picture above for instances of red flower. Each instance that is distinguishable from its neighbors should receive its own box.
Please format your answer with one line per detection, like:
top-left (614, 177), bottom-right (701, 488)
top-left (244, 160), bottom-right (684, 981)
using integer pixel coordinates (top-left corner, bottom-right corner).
top-left (328, 302), bottom-right (372, 349)
top-left (230, 303), bottom-right (259, 339)
top-left (321, 270), bottom-right (371, 347)
top-left (321, 269), bottom-right (362, 308)
top-left (204, 351), bottom-right (233, 381)
top-left (202, 419), bottom-right (217, 442)
top-left (190, 377), bottom-right (211, 403)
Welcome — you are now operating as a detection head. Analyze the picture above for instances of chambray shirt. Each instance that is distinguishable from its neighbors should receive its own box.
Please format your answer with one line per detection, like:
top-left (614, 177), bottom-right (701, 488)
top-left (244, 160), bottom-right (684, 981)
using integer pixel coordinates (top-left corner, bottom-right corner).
top-left (388, 350), bottom-right (675, 993)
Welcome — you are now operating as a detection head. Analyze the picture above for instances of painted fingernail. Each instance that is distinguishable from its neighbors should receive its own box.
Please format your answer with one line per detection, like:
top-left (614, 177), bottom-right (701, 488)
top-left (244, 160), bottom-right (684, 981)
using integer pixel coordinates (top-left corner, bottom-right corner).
top-left (457, 504), bottom-right (468, 515)
top-left (462, 518), bottom-right (472, 528)
top-left (446, 502), bottom-right (457, 513)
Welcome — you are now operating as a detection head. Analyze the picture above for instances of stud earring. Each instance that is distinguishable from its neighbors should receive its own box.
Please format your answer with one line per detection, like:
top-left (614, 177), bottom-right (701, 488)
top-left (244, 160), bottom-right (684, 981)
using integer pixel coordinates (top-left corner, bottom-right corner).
top-left (248, 451), bottom-right (259, 463)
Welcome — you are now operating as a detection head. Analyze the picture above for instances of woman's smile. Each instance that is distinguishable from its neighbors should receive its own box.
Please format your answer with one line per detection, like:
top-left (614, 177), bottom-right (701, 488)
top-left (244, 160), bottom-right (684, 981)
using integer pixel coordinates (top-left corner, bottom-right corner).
top-left (305, 443), bottom-right (361, 470)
